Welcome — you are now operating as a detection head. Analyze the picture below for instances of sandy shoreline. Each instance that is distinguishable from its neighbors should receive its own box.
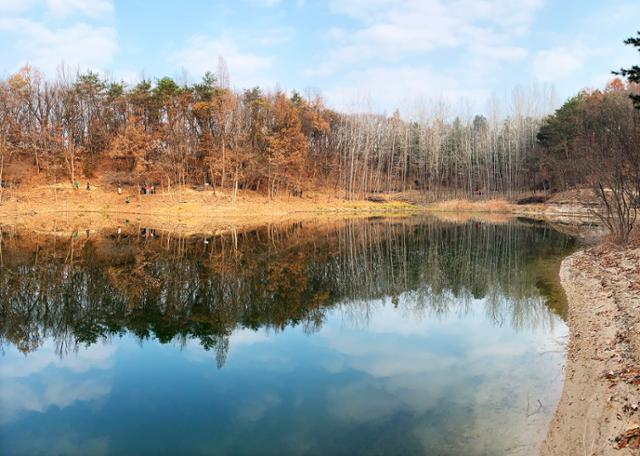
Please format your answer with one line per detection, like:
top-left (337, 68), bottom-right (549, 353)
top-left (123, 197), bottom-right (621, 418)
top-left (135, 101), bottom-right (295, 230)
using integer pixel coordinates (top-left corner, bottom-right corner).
top-left (541, 247), bottom-right (640, 455)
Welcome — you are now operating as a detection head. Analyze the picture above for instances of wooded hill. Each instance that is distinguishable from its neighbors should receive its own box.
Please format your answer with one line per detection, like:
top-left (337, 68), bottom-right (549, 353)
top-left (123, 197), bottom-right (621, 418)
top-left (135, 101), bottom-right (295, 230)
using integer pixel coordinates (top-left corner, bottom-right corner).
top-left (0, 31), bottom-right (639, 243)
top-left (0, 65), bottom-right (551, 200)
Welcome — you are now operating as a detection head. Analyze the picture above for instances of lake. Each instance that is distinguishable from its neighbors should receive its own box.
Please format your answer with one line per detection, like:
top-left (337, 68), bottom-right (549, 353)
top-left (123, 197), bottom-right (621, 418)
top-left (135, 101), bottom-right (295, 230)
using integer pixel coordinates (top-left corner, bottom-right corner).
top-left (0, 217), bottom-right (576, 455)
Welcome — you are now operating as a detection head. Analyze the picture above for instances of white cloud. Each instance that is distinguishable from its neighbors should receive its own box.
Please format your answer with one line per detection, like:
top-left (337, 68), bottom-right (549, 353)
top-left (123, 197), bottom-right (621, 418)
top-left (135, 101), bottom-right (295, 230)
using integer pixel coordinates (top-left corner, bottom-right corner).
top-left (45, 0), bottom-right (113, 19)
top-left (0, 0), bottom-right (113, 18)
top-left (244, 0), bottom-right (305, 7)
top-left (532, 47), bottom-right (585, 82)
top-left (531, 4), bottom-right (640, 88)
top-left (247, 0), bottom-right (282, 6)
top-left (318, 0), bottom-right (541, 69)
top-left (0, 0), bottom-right (38, 13)
top-left (324, 64), bottom-right (491, 113)
top-left (0, 0), bottom-right (117, 75)
top-left (171, 35), bottom-right (273, 89)
top-left (254, 26), bottom-right (294, 46)
top-left (0, 17), bottom-right (118, 75)
top-left (324, 27), bottom-right (347, 41)
top-left (304, 0), bottom-right (541, 111)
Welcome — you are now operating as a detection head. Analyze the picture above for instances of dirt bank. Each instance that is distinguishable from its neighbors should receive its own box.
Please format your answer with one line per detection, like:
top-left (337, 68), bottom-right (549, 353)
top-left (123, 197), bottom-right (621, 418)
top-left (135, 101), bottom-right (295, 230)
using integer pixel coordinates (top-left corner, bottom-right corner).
top-left (0, 186), bottom-right (599, 234)
top-left (541, 247), bottom-right (640, 455)
top-left (0, 187), bottom-right (425, 234)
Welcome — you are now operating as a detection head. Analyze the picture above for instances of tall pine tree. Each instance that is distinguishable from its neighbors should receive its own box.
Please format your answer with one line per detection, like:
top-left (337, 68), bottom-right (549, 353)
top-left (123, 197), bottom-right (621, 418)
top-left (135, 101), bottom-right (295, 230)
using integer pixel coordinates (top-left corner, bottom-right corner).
top-left (614, 31), bottom-right (640, 109)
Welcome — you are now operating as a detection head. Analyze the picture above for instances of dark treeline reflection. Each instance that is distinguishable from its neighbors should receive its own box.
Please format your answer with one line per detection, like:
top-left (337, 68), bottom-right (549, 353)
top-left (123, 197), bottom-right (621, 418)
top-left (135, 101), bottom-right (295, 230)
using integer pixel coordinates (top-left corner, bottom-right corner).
top-left (0, 218), bottom-right (576, 366)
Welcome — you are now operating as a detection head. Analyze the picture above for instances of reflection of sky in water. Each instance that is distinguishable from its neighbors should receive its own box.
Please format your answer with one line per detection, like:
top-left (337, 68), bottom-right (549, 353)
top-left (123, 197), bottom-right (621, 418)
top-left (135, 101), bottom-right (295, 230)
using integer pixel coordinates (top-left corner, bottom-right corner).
top-left (0, 294), bottom-right (566, 456)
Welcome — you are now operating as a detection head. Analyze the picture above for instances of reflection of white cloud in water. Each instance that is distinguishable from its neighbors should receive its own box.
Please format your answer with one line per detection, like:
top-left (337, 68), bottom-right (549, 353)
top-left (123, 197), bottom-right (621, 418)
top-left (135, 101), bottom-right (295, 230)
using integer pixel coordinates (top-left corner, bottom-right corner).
top-left (184, 327), bottom-right (270, 359)
top-left (326, 332), bottom-right (458, 377)
top-left (327, 381), bottom-right (403, 423)
top-left (323, 329), bottom-right (457, 423)
top-left (235, 392), bottom-right (281, 423)
top-left (0, 376), bottom-right (111, 424)
top-left (335, 298), bottom-right (431, 336)
top-left (0, 340), bottom-right (115, 378)
top-left (231, 328), bottom-right (273, 346)
top-left (0, 341), bottom-right (115, 424)
top-left (184, 327), bottom-right (297, 372)
top-left (321, 298), bottom-right (568, 455)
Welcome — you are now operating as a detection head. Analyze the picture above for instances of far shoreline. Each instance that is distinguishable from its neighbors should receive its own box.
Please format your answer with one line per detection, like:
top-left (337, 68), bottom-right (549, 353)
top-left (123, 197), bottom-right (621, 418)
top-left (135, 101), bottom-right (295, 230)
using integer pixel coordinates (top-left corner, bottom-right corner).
top-left (0, 186), bottom-right (599, 235)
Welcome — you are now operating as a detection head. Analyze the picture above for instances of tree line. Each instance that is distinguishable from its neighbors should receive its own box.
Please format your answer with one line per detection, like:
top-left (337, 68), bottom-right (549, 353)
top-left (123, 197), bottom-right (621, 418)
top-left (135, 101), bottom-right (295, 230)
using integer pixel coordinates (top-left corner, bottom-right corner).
top-left (0, 64), bottom-right (553, 200)
top-left (1, 32), bottom-right (639, 242)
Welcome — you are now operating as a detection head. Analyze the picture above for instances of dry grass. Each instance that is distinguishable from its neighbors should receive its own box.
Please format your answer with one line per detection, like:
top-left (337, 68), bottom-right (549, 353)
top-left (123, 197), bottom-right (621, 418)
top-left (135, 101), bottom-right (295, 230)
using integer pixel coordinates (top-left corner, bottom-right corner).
top-left (0, 186), bottom-right (426, 234)
top-left (430, 211), bottom-right (514, 224)
top-left (424, 198), bottom-right (515, 213)
top-left (0, 186), bottom-right (418, 215)
top-left (0, 185), bottom-right (601, 235)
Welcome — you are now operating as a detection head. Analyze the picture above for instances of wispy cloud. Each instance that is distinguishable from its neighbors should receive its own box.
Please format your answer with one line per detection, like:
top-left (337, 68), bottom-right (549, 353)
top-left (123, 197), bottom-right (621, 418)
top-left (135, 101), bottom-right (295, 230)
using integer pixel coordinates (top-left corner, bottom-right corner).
top-left (303, 0), bottom-right (543, 111)
top-left (0, 0), bottom-right (113, 18)
top-left (313, 0), bottom-right (541, 73)
top-left (0, 18), bottom-right (118, 75)
top-left (532, 46), bottom-right (585, 82)
top-left (0, 0), bottom-right (117, 75)
top-left (0, 0), bottom-right (637, 112)
top-left (251, 0), bottom-right (280, 6)
top-left (170, 35), bottom-right (273, 88)
top-left (44, 0), bottom-right (113, 19)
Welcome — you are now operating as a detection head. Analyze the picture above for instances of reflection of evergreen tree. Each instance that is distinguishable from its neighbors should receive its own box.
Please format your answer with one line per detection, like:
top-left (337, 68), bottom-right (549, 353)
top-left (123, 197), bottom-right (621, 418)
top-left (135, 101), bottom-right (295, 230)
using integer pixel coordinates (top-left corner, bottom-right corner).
top-left (0, 218), bottom-right (575, 366)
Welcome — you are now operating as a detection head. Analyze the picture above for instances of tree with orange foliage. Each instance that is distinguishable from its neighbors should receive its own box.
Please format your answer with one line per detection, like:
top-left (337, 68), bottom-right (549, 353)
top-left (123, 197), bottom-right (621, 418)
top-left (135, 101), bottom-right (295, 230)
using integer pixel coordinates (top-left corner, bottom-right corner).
top-left (192, 72), bottom-right (237, 191)
top-left (293, 91), bottom-right (331, 181)
top-left (265, 93), bottom-right (307, 198)
top-left (109, 115), bottom-right (151, 186)
top-left (0, 90), bottom-right (14, 201)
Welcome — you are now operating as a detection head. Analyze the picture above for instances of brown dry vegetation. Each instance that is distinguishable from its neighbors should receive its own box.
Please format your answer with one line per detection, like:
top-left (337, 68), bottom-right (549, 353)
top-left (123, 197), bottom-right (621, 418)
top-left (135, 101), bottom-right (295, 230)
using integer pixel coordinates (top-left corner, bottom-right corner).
top-left (0, 184), bottom-right (601, 235)
top-left (0, 185), bottom-right (425, 235)
top-left (423, 198), bottom-right (517, 213)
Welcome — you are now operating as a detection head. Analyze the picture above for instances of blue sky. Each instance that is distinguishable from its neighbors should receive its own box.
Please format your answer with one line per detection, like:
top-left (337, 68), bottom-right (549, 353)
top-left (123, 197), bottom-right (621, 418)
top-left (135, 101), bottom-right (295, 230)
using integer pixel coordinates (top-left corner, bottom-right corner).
top-left (1, 0), bottom-right (639, 114)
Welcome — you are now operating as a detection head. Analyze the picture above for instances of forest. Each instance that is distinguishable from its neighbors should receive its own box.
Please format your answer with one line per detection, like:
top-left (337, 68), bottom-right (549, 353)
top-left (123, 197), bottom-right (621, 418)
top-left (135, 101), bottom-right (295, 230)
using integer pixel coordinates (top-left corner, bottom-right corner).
top-left (0, 64), bottom-right (551, 199)
top-left (0, 34), bottom-right (639, 240)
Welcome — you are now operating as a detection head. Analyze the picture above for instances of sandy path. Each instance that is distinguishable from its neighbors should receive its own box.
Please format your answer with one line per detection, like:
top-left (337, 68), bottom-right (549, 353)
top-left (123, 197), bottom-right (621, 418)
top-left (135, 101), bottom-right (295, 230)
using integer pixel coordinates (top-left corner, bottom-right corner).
top-left (541, 247), bottom-right (640, 455)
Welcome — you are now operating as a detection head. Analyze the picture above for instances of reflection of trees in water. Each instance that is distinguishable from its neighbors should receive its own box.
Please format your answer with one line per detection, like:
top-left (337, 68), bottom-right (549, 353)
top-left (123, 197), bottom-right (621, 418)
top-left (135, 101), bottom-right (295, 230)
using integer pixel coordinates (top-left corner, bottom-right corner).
top-left (0, 218), bottom-right (575, 366)
top-left (332, 220), bottom-right (573, 331)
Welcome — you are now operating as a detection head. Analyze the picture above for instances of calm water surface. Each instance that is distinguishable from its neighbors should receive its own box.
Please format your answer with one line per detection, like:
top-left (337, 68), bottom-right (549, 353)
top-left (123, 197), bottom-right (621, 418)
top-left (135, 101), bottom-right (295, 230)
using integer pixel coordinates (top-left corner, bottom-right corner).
top-left (0, 217), bottom-right (576, 455)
